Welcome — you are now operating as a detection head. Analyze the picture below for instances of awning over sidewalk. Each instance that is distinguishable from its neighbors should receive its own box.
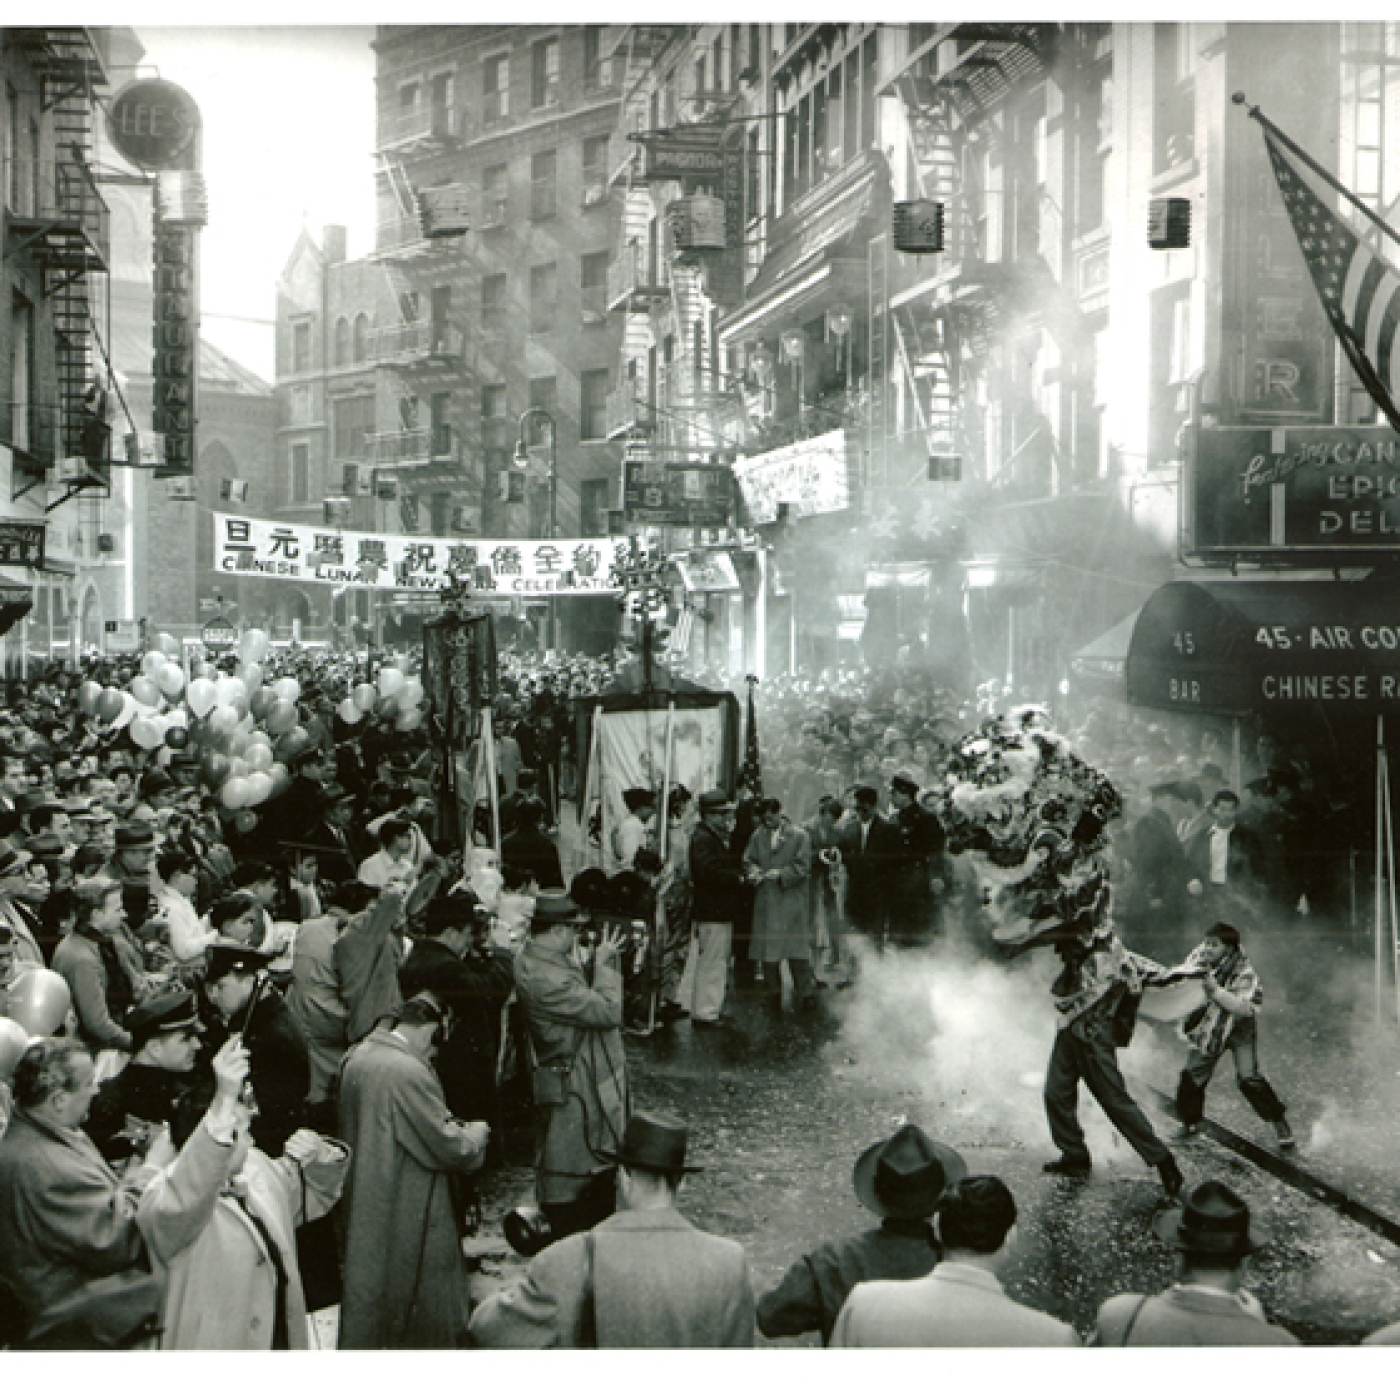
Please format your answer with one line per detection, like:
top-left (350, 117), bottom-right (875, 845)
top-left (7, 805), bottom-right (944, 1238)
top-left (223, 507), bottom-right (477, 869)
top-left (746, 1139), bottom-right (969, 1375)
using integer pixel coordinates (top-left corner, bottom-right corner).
top-left (0, 571), bottom-right (33, 637)
top-left (1125, 579), bottom-right (1400, 715)
top-left (1070, 608), bottom-right (1142, 684)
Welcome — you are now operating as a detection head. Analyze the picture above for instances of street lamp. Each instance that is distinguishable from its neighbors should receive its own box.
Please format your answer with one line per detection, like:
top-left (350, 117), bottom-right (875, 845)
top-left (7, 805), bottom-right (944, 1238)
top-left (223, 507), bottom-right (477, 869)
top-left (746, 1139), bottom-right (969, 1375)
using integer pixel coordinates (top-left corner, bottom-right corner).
top-left (513, 407), bottom-right (558, 651)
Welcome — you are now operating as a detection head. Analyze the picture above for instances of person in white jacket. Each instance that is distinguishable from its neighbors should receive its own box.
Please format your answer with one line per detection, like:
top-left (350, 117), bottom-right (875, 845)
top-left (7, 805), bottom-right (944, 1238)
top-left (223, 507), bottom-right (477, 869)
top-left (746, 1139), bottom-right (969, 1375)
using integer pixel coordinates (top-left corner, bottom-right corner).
top-left (136, 1035), bottom-right (348, 1349)
top-left (153, 850), bottom-right (213, 966)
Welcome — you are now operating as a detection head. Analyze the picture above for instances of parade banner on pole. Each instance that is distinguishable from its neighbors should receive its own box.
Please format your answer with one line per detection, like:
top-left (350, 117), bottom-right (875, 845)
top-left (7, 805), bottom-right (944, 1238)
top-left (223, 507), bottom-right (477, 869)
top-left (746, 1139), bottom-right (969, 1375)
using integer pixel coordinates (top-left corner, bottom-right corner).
top-left (213, 512), bottom-right (629, 597)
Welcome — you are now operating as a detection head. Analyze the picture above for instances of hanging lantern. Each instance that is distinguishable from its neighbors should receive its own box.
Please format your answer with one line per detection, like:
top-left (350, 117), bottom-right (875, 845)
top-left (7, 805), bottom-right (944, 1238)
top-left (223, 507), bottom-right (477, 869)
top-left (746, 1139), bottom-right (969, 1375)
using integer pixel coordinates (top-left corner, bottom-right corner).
top-left (666, 194), bottom-right (727, 252)
top-left (892, 199), bottom-right (945, 254)
top-left (825, 307), bottom-right (852, 342)
top-left (779, 330), bottom-right (805, 363)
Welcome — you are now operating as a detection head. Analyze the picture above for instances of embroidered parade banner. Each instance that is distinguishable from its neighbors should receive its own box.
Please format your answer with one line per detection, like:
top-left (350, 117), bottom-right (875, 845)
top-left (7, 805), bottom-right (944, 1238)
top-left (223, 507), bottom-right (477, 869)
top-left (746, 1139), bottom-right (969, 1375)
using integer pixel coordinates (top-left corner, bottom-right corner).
top-left (212, 512), bottom-right (629, 596)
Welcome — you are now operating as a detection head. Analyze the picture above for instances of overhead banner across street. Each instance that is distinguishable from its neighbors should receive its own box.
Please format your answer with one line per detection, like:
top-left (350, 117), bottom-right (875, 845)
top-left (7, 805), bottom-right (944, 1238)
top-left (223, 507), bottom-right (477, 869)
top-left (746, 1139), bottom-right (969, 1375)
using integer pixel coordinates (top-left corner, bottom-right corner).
top-left (212, 512), bottom-right (629, 596)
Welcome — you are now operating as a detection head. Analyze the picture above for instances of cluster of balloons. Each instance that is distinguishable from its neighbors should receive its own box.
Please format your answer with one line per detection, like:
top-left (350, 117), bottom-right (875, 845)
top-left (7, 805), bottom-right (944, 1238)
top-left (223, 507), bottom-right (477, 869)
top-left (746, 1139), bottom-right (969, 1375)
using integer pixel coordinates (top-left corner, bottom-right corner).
top-left (334, 663), bottom-right (426, 734)
top-left (72, 629), bottom-right (430, 822)
top-left (0, 969), bottom-right (73, 1080)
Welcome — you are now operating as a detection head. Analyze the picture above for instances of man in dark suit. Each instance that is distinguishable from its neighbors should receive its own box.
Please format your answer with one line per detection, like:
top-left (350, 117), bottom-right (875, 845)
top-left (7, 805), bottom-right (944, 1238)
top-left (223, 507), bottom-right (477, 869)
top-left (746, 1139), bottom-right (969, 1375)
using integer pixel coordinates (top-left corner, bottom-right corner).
top-left (887, 773), bottom-right (946, 948)
top-left (299, 785), bottom-right (361, 888)
top-left (1124, 779), bottom-right (1189, 948)
top-left (838, 785), bottom-right (900, 950)
top-left (501, 797), bottom-right (564, 891)
top-left (1185, 789), bottom-right (1261, 927)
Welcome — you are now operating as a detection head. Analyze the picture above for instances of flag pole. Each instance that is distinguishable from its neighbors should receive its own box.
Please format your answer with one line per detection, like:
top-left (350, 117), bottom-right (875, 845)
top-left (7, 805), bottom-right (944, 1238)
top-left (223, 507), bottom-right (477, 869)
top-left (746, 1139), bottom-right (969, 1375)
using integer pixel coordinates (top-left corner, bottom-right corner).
top-left (1233, 92), bottom-right (1400, 250)
top-left (1377, 714), bottom-right (1386, 1024)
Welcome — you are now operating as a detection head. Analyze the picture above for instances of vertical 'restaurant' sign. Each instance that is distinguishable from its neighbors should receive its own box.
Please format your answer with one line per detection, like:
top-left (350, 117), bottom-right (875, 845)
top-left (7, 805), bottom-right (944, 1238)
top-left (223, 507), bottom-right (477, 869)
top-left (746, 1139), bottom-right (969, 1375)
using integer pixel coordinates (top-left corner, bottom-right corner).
top-left (106, 78), bottom-right (204, 479)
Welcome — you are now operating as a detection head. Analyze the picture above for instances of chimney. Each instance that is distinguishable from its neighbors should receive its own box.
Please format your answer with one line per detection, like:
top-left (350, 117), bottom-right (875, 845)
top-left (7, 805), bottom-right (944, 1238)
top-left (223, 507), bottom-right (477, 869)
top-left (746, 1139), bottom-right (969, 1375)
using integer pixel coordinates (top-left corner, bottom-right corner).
top-left (322, 225), bottom-right (347, 264)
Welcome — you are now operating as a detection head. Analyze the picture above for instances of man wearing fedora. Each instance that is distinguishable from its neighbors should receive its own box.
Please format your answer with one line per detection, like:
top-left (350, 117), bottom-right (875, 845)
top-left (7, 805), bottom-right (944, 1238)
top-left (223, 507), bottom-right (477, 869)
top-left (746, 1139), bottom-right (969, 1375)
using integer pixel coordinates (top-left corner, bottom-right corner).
top-left (102, 820), bottom-right (160, 930)
top-left (470, 1109), bottom-right (754, 1348)
top-left (1091, 1180), bottom-right (1298, 1345)
top-left (831, 1175), bottom-right (1079, 1347)
top-left (758, 1123), bottom-right (965, 1345)
top-left (515, 892), bottom-right (630, 1239)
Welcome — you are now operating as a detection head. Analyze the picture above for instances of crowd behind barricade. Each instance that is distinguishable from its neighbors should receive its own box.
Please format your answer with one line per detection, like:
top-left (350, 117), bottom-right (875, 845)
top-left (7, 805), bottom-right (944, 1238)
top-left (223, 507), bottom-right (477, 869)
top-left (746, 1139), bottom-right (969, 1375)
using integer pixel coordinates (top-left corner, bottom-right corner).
top-left (0, 639), bottom-right (1390, 1350)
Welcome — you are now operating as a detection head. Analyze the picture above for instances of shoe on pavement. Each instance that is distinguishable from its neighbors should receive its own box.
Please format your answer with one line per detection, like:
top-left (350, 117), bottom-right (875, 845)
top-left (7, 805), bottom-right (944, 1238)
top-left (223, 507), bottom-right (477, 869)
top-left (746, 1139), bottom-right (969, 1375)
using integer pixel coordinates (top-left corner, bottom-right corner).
top-left (1158, 1155), bottom-right (1185, 1201)
top-left (1042, 1157), bottom-right (1092, 1180)
top-left (1172, 1122), bottom-right (1203, 1142)
top-left (1273, 1117), bottom-right (1297, 1152)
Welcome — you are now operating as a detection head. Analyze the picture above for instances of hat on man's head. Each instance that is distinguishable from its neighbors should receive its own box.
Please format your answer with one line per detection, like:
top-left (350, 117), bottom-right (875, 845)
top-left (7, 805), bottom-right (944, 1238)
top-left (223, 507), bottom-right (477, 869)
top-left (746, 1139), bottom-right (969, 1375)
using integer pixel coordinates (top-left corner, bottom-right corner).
top-left (890, 770), bottom-right (921, 797)
top-left (24, 833), bottom-right (66, 860)
top-left (204, 939), bottom-right (275, 983)
top-left (126, 989), bottom-right (203, 1046)
top-left (114, 821), bottom-right (156, 852)
top-left (853, 1123), bottom-right (967, 1221)
top-left (621, 787), bottom-right (655, 813)
top-left (1153, 1180), bottom-right (1268, 1257)
top-left (569, 867), bottom-right (611, 912)
top-left (139, 770), bottom-right (176, 799)
top-left (698, 788), bottom-right (734, 814)
top-left (600, 1110), bottom-right (701, 1175)
top-left (529, 891), bottom-right (588, 928)
top-left (607, 870), bottom-right (650, 918)
top-left (14, 792), bottom-right (43, 816)
top-left (0, 809), bottom-right (23, 841)
top-left (423, 890), bottom-right (484, 937)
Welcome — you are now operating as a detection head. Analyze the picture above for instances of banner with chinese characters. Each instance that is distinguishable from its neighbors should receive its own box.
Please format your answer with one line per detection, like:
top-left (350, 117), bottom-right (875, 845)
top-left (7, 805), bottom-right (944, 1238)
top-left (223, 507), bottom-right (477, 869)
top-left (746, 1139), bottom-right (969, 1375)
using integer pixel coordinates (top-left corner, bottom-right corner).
top-left (213, 513), bottom-right (628, 596)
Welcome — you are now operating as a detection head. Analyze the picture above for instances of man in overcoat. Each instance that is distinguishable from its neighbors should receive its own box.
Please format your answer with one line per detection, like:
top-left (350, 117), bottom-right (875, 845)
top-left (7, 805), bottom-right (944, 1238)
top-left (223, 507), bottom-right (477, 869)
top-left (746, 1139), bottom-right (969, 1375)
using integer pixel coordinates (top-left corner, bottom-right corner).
top-left (337, 991), bottom-right (491, 1348)
top-left (742, 797), bottom-right (816, 1013)
top-left (758, 1123), bottom-right (965, 1344)
top-left (514, 893), bottom-right (629, 1238)
top-left (0, 1037), bottom-right (174, 1334)
top-left (1090, 1181), bottom-right (1297, 1345)
top-left (470, 1110), bottom-right (754, 1348)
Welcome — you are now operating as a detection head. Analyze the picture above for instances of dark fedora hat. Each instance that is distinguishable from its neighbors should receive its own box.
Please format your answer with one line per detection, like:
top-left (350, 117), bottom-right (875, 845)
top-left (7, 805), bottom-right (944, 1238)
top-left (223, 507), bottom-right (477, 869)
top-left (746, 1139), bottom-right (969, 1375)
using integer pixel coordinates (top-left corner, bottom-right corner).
top-left (114, 821), bottom-right (156, 851)
top-left (569, 867), bottom-right (612, 912)
top-left (1154, 1180), bottom-right (1268, 1257)
top-left (853, 1123), bottom-right (967, 1221)
top-left (530, 891), bottom-right (588, 927)
top-left (600, 1110), bottom-right (701, 1175)
top-left (890, 769), bottom-right (922, 797)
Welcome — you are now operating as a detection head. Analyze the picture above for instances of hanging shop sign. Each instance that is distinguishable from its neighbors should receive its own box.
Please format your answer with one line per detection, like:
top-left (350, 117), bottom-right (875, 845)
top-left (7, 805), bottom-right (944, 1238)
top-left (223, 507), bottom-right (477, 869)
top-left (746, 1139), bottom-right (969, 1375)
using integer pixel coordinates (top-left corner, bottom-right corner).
top-left (1125, 579), bottom-right (1400, 713)
top-left (636, 126), bottom-right (725, 182)
top-left (152, 218), bottom-right (198, 478)
top-left (667, 195), bottom-right (727, 252)
top-left (104, 619), bottom-right (140, 651)
top-left (1186, 424), bottom-right (1400, 558)
top-left (676, 550), bottom-right (741, 593)
top-left (0, 522), bottom-right (45, 571)
top-left (213, 512), bottom-right (629, 597)
top-left (623, 458), bottom-right (732, 528)
top-left (732, 428), bottom-right (853, 526)
top-left (106, 79), bottom-right (200, 172)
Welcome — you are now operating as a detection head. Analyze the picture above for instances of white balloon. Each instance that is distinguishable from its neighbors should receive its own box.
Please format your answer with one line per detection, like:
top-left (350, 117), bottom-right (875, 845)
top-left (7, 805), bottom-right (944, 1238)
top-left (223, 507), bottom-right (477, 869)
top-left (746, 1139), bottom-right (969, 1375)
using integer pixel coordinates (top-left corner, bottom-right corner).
top-left (272, 677), bottom-right (301, 704)
top-left (399, 678), bottom-right (425, 710)
top-left (240, 661), bottom-right (264, 691)
top-left (376, 666), bottom-right (405, 699)
top-left (214, 676), bottom-right (248, 708)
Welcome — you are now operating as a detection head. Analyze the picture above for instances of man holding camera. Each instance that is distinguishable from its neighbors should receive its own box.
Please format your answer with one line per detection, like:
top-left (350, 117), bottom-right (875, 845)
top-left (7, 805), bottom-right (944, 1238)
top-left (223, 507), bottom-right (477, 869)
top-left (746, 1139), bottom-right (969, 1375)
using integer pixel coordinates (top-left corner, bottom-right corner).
top-left (514, 892), bottom-right (629, 1241)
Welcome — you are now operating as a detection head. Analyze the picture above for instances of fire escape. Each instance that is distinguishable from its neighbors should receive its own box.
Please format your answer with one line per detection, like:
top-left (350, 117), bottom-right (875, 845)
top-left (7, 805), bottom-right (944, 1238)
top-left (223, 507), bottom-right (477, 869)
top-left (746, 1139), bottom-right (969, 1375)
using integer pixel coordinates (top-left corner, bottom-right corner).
top-left (4, 28), bottom-right (112, 509)
top-left (885, 23), bottom-right (1059, 482)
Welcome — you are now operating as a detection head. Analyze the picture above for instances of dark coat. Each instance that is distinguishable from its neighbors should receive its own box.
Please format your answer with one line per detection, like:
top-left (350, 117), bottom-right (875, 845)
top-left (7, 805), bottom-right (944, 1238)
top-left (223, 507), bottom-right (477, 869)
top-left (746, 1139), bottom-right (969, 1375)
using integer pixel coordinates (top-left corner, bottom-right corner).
top-left (199, 983), bottom-right (309, 1155)
top-left (889, 804), bottom-right (946, 939)
top-left (399, 939), bottom-right (515, 1122)
top-left (757, 1220), bottom-right (941, 1345)
top-left (1126, 807), bottom-right (1188, 932)
top-left (85, 1062), bottom-right (196, 1163)
top-left (296, 819), bottom-right (358, 889)
top-left (837, 813), bottom-right (902, 933)
top-left (689, 821), bottom-right (747, 924)
top-left (501, 827), bottom-right (565, 890)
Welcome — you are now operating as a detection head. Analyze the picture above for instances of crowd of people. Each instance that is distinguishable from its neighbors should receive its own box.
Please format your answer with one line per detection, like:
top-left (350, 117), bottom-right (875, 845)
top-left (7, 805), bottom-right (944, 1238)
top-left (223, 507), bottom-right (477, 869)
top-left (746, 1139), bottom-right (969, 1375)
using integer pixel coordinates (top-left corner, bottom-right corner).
top-left (0, 637), bottom-right (1389, 1350)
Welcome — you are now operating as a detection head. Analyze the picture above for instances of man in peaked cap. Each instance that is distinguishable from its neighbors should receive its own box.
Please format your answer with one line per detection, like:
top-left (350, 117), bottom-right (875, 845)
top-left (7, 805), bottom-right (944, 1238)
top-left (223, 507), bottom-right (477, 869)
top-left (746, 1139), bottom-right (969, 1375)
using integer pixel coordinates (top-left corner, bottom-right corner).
top-left (1090, 1180), bottom-right (1297, 1345)
top-left (471, 1109), bottom-right (755, 1348)
top-left (85, 990), bottom-right (204, 1163)
top-left (102, 820), bottom-right (159, 930)
top-left (887, 768), bottom-right (947, 948)
top-left (196, 939), bottom-right (309, 1155)
top-left (758, 1123), bottom-right (967, 1345)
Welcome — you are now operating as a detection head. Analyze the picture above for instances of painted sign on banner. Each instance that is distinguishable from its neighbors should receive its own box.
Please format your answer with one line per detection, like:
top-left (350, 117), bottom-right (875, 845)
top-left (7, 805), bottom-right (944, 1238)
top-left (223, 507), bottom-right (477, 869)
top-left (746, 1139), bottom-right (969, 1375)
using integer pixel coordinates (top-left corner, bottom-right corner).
top-left (732, 428), bottom-right (853, 526)
top-left (0, 522), bottom-right (45, 570)
top-left (1187, 425), bottom-right (1400, 556)
top-left (213, 512), bottom-right (629, 596)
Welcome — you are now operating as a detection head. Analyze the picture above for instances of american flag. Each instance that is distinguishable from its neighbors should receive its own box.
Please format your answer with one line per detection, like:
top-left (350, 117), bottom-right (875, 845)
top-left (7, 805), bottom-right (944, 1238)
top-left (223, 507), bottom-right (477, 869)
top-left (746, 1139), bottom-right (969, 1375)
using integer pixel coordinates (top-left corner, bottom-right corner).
top-left (738, 675), bottom-right (763, 798)
top-left (1263, 127), bottom-right (1400, 434)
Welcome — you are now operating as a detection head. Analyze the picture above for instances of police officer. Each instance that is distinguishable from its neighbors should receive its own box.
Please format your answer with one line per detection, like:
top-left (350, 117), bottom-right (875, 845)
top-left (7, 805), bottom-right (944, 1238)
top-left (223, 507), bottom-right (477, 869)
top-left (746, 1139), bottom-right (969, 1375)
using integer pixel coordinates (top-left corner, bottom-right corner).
top-left (85, 989), bottom-right (204, 1163)
top-left (197, 940), bottom-right (310, 1154)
